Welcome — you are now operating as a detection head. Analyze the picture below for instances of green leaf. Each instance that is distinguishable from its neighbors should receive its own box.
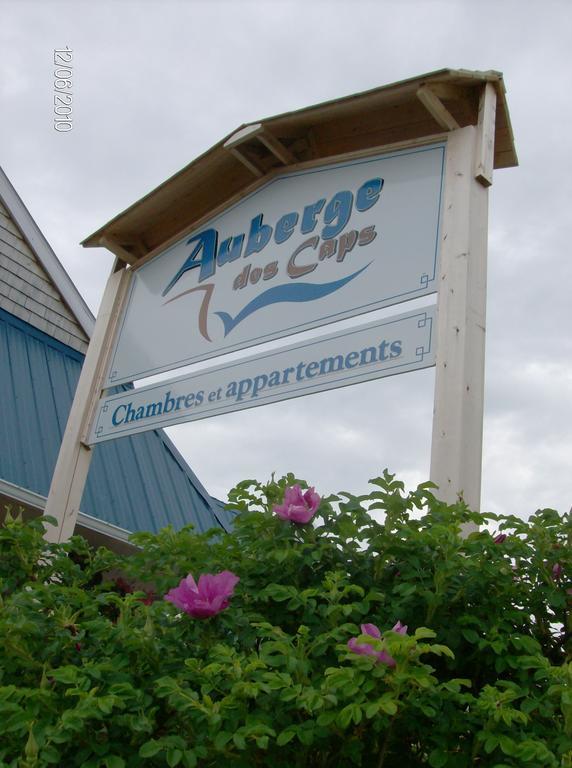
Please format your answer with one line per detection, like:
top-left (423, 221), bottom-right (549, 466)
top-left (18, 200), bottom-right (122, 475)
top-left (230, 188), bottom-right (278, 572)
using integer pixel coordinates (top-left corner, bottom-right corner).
top-left (428, 750), bottom-right (448, 768)
top-left (40, 745), bottom-right (62, 764)
top-left (429, 644), bottom-right (455, 659)
top-left (182, 751), bottom-right (197, 768)
top-left (214, 731), bottom-right (232, 750)
top-left (499, 735), bottom-right (516, 756)
top-left (484, 734), bottom-right (498, 754)
top-left (440, 679), bottom-right (471, 693)
top-left (365, 702), bottom-right (380, 718)
top-left (297, 728), bottom-right (314, 746)
top-left (276, 729), bottom-right (295, 746)
top-left (262, 584), bottom-right (295, 602)
top-left (350, 703), bottom-right (362, 725)
top-left (104, 758), bottom-right (126, 768)
top-left (50, 667), bottom-right (79, 685)
top-left (167, 748), bottom-right (183, 767)
top-left (414, 627), bottom-right (437, 640)
top-left (337, 704), bottom-right (354, 729)
top-left (317, 711), bottom-right (337, 726)
top-left (516, 741), bottom-right (541, 761)
top-left (233, 733), bottom-right (246, 750)
top-left (461, 628), bottom-right (479, 643)
top-left (139, 740), bottom-right (163, 758)
top-left (337, 517), bottom-right (358, 538)
top-left (378, 697), bottom-right (398, 716)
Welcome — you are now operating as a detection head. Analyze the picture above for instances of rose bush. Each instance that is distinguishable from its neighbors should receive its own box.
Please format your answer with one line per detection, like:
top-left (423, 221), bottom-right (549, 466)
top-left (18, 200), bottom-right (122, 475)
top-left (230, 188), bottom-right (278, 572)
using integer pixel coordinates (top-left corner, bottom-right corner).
top-left (0, 471), bottom-right (570, 767)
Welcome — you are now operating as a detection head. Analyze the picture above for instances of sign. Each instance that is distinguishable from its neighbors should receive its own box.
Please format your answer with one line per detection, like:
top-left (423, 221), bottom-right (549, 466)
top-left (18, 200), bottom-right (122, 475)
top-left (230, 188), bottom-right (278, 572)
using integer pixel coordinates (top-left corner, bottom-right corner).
top-left (45, 73), bottom-right (510, 545)
top-left (91, 307), bottom-right (435, 443)
top-left (107, 144), bottom-right (445, 386)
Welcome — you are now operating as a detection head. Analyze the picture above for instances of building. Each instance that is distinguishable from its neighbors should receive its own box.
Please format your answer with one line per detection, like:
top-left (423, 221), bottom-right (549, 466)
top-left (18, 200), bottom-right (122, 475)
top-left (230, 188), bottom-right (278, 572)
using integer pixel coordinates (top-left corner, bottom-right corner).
top-left (0, 165), bottom-right (234, 552)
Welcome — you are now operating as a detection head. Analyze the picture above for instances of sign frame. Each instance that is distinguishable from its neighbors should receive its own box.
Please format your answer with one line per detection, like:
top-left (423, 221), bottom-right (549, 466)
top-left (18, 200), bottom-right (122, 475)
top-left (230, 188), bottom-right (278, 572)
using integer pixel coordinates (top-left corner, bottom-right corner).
top-left (44, 81), bottom-right (498, 543)
top-left (90, 306), bottom-right (435, 444)
top-left (105, 143), bottom-right (446, 386)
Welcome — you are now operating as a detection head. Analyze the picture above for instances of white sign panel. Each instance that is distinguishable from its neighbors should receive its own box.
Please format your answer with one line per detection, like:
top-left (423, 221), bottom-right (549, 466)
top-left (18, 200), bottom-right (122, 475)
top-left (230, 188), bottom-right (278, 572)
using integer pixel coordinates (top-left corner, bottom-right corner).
top-left (107, 144), bottom-right (444, 386)
top-left (90, 307), bottom-right (435, 444)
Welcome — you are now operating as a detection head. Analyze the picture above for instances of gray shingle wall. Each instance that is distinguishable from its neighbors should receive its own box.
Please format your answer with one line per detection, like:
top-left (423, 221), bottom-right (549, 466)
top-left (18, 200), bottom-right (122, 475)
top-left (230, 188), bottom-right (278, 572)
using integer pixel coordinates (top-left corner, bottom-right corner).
top-left (0, 200), bottom-right (89, 354)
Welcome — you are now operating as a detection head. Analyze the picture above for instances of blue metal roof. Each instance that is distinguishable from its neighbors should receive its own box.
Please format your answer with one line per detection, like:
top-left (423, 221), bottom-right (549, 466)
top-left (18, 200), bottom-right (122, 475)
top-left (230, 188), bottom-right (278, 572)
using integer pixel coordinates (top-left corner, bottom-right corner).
top-left (0, 307), bottom-right (236, 534)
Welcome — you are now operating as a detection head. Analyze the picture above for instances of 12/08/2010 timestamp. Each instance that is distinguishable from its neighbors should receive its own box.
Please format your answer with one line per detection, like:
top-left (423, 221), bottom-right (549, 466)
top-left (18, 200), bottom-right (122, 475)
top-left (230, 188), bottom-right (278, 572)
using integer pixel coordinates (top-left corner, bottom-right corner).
top-left (54, 47), bottom-right (72, 132)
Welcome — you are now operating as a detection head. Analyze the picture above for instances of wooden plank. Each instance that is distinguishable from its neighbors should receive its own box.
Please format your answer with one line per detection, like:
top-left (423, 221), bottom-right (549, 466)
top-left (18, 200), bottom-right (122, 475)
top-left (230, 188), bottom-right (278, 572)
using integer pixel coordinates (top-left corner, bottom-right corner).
top-left (315, 119), bottom-right (446, 159)
top-left (1, 251), bottom-right (58, 298)
top-left (417, 85), bottom-right (461, 131)
top-left (42, 325), bottom-right (87, 354)
top-left (84, 150), bottom-right (243, 247)
top-left (129, 172), bottom-right (271, 271)
top-left (82, 69), bottom-right (516, 258)
top-left (0, 237), bottom-right (87, 335)
top-left (430, 126), bottom-right (489, 528)
top-left (282, 131), bottom-right (449, 173)
top-left (474, 82), bottom-right (497, 187)
top-left (0, 291), bottom-right (88, 353)
top-left (223, 123), bottom-right (263, 148)
top-left (0, 266), bottom-right (88, 338)
top-left (100, 235), bottom-right (139, 266)
top-left (228, 147), bottom-right (264, 178)
top-left (0, 210), bottom-right (24, 240)
top-left (313, 100), bottom-right (434, 143)
top-left (129, 132), bottom-right (448, 272)
top-left (0, 226), bottom-right (38, 262)
top-left (0, 236), bottom-right (51, 280)
top-left (257, 129), bottom-right (297, 165)
top-left (425, 83), bottom-right (468, 102)
top-left (44, 262), bottom-right (132, 543)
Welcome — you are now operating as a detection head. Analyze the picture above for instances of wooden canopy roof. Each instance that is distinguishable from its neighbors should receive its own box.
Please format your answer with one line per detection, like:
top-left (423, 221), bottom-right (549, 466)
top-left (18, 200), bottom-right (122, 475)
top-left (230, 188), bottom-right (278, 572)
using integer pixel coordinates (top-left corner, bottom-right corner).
top-left (83, 68), bottom-right (517, 266)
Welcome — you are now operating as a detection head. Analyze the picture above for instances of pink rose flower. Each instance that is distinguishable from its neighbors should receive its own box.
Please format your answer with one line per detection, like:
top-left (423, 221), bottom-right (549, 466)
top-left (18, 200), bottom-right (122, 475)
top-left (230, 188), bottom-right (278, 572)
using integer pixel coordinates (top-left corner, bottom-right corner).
top-left (552, 563), bottom-right (563, 580)
top-left (348, 621), bottom-right (407, 667)
top-left (392, 620), bottom-right (408, 635)
top-left (164, 571), bottom-right (239, 618)
top-left (273, 485), bottom-right (320, 524)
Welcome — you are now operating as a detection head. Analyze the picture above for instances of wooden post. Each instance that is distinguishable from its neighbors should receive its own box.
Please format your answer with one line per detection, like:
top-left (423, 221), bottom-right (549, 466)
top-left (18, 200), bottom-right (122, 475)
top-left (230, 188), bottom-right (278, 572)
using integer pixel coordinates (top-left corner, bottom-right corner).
top-left (429, 104), bottom-right (495, 523)
top-left (44, 260), bottom-right (132, 543)
top-left (474, 83), bottom-right (497, 187)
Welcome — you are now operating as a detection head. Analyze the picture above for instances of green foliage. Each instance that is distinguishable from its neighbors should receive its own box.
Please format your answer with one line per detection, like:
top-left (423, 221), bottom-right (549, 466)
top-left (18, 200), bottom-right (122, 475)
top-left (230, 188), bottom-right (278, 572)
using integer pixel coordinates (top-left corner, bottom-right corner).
top-left (0, 473), bottom-right (571, 767)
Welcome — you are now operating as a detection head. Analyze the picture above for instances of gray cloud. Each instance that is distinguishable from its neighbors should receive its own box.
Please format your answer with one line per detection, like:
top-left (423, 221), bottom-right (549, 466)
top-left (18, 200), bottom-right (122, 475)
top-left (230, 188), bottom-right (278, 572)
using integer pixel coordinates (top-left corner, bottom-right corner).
top-left (2, 0), bottom-right (571, 519)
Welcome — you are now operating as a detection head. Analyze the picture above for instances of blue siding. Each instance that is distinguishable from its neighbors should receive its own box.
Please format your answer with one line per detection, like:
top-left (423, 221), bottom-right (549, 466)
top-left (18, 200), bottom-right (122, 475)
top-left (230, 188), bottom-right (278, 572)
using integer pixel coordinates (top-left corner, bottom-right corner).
top-left (0, 307), bottom-right (236, 534)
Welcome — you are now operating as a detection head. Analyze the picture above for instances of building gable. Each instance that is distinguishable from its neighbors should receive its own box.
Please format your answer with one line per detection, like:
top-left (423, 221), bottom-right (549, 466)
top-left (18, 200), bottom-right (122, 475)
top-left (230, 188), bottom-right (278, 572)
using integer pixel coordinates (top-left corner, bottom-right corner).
top-left (0, 168), bottom-right (92, 354)
top-left (0, 168), bottom-right (236, 544)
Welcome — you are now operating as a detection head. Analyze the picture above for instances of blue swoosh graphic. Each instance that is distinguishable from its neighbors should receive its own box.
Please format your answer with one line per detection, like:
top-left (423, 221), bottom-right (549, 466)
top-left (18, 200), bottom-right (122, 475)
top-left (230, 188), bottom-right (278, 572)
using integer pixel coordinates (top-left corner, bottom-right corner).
top-left (214, 263), bottom-right (371, 337)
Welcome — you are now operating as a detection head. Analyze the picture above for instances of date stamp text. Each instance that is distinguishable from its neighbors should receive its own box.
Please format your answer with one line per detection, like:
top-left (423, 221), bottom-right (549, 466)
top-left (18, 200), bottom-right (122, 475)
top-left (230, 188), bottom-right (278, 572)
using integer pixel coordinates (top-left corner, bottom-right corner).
top-left (53, 47), bottom-right (73, 132)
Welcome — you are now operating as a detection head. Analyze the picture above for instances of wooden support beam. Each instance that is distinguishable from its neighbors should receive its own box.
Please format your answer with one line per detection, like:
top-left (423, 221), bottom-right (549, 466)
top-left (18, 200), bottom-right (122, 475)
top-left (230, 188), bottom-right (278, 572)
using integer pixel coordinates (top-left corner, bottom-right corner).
top-left (256, 128), bottom-right (297, 166)
top-left (417, 85), bottom-right (461, 131)
top-left (228, 147), bottom-right (264, 178)
top-left (120, 237), bottom-right (148, 259)
top-left (424, 83), bottom-right (466, 102)
top-left (225, 121), bottom-right (296, 173)
top-left (474, 83), bottom-right (497, 187)
top-left (100, 235), bottom-right (139, 266)
top-left (43, 261), bottom-right (133, 543)
top-left (224, 123), bottom-right (263, 149)
top-left (307, 128), bottom-right (319, 159)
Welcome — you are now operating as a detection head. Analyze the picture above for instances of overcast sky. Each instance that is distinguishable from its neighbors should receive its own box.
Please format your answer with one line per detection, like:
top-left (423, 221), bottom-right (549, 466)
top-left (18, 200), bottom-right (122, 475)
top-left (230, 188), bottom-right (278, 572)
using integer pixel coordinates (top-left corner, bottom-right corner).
top-left (2, 0), bottom-right (571, 520)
